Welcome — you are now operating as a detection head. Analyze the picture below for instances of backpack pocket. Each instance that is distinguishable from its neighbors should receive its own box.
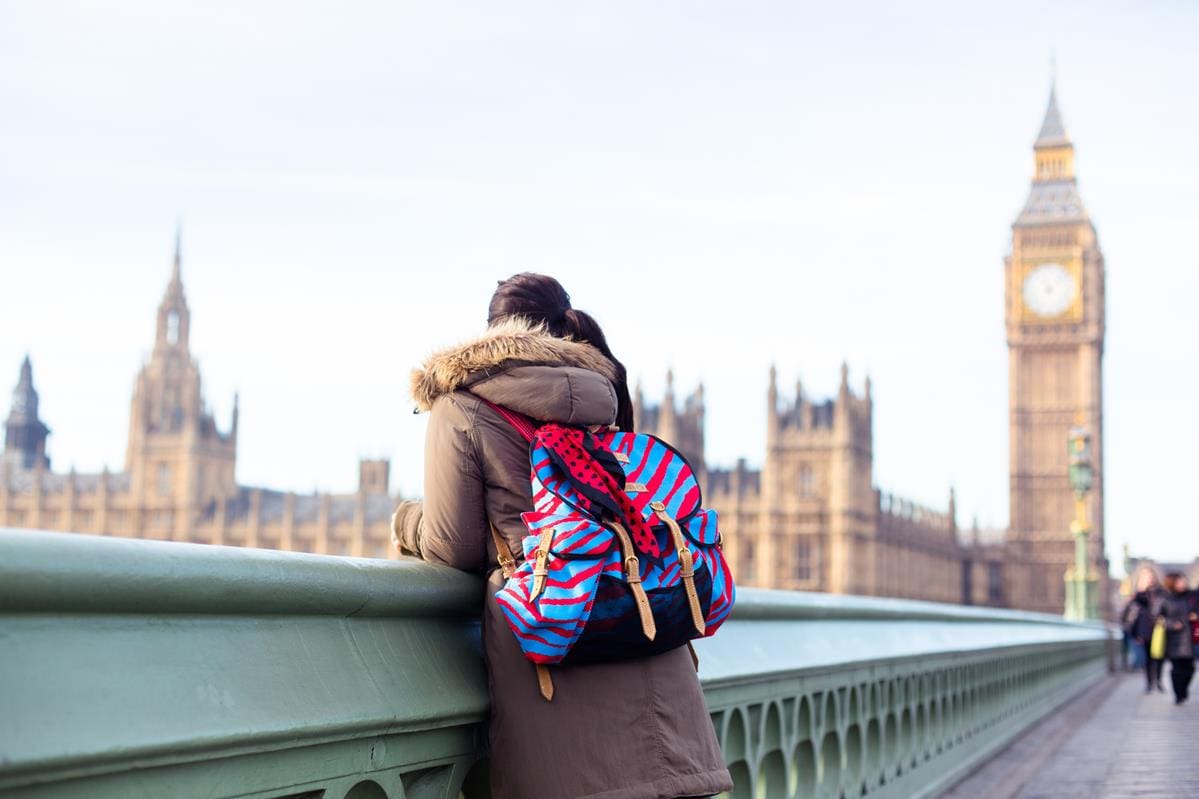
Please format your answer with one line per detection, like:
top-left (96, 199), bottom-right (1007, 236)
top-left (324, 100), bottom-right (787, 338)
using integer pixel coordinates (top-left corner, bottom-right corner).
top-left (641, 509), bottom-right (734, 635)
top-left (493, 512), bottom-right (618, 664)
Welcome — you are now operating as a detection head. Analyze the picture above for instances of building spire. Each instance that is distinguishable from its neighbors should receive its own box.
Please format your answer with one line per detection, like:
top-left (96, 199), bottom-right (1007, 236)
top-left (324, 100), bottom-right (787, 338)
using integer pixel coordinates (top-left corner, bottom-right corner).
top-left (1035, 80), bottom-right (1068, 148)
top-left (4, 355), bottom-right (51, 470)
top-left (155, 226), bottom-right (191, 351)
top-left (9, 355), bottom-right (38, 422)
top-left (1018, 81), bottom-right (1086, 223)
top-left (171, 221), bottom-right (183, 285)
top-left (767, 364), bottom-right (779, 424)
top-left (18, 355), bottom-right (32, 390)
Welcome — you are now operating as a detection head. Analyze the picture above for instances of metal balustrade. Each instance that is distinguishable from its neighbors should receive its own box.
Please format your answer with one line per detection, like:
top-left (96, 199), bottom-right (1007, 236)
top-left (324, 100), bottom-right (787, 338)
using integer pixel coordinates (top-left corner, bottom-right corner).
top-left (0, 529), bottom-right (1111, 799)
top-left (697, 592), bottom-right (1110, 798)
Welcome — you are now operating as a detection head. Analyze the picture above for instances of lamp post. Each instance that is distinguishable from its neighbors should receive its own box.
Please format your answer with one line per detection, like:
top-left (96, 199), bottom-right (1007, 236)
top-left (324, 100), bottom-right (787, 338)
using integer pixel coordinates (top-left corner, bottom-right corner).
top-left (1064, 424), bottom-right (1099, 620)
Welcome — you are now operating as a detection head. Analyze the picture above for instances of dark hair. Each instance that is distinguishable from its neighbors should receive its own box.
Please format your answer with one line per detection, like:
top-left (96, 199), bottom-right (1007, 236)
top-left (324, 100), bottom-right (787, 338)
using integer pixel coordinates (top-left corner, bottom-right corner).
top-left (488, 273), bottom-right (635, 431)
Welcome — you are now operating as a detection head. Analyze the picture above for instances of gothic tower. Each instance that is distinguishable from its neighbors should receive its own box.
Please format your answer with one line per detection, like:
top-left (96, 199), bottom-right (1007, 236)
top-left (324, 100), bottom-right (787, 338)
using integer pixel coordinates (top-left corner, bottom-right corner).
top-left (633, 370), bottom-right (706, 476)
top-left (761, 363), bottom-right (875, 593)
top-left (1005, 85), bottom-right (1107, 613)
top-left (4, 356), bottom-right (51, 470)
top-left (126, 230), bottom-right (238, 535)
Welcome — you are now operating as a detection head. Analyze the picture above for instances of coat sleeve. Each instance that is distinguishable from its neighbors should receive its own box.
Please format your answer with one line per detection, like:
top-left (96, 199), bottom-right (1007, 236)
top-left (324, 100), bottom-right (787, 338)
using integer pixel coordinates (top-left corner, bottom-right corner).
top-left (390, 499), bottom-right (424, 557)
top-left (413, 394), bottom-right (490, 573)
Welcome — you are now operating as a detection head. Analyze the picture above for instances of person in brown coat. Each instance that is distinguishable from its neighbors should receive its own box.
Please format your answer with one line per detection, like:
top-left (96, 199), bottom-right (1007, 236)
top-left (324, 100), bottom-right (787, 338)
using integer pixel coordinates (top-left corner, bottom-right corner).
top-left (392, 273), bottom-right (733, 799)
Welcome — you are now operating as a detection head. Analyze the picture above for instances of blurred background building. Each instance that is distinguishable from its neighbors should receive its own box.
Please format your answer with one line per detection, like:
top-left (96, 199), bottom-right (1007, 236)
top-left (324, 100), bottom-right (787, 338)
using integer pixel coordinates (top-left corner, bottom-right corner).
top-left (635, 85), bottom-right (1108, 613)
top-left (0, 86), bottom-right (1113, 607)
top-left (0, 236), bottom-right (399, 558)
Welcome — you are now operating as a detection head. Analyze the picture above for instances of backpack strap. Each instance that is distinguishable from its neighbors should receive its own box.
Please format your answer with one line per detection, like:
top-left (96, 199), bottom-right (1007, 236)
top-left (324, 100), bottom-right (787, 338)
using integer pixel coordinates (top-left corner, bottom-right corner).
top-left (478, 397), bottom-right (539, 442)
top-left (609, 521), bottom-right (657, 642)
top-left (477, 397), bottom-right (538, 576)
top-left (536, 664), bottom-right (555, 701)
top-left (650, 501), bottom-right (706, 635)
top-left (489, 523), bottom-right (516, 579)
top-left (529, 526), bottom-right (555, 600)
top-left (477, 395), bottom-right (556, 701)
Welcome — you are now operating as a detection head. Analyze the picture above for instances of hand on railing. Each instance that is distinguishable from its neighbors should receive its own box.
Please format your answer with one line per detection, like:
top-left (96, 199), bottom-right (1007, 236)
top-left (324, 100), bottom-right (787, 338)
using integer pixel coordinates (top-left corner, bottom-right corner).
top-left (391, 500), bottom-right (425, 558)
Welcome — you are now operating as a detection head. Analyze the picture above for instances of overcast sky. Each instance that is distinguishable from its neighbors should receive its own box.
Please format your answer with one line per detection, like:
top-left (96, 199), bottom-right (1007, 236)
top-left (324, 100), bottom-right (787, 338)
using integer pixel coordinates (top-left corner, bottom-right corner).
top-left (2, 2), bottom-right (1197, 568)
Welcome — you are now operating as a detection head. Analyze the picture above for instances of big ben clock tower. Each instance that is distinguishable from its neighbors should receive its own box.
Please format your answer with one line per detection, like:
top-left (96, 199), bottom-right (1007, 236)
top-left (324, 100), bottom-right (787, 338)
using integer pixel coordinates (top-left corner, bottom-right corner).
top-left (1006, 85), bottom-right (1107, 615)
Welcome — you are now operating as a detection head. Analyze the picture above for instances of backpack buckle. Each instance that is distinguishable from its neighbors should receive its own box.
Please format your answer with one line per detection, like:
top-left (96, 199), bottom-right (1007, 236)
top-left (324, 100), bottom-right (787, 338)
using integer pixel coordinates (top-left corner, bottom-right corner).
top-left (529, 528), bottom-right (555, 600)
top-left (624, 555), bottom-right (642, 584)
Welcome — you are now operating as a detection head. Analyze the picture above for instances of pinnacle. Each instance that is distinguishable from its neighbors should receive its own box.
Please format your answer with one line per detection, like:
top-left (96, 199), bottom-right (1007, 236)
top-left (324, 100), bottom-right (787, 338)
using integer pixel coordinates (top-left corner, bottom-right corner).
top-left (171, 223), bottom-right (183, 285)
top-left (1036, 83), bottom-right (1069, 146)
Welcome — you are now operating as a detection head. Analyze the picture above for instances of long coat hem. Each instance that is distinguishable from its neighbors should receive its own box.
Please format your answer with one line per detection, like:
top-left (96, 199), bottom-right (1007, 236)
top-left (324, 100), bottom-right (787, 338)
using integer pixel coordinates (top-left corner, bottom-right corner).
top-left (575, 768), bottom-right (734, 799)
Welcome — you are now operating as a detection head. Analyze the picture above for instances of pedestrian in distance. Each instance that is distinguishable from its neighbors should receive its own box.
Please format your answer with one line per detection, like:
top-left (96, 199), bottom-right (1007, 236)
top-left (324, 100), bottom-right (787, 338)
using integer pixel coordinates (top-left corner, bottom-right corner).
top-left (1128, 568), bottom-right (1167, 694)
top-left (391, 273), bottom-right (733, 799)
top-left (1160, 571), bottom-right (1196, 705)
top-left (1120, 586), bottom-right (1146, 673)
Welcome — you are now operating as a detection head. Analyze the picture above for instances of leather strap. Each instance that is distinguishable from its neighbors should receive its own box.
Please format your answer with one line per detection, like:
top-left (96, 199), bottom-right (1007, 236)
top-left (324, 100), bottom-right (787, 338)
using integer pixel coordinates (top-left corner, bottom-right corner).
top-left (529, 526), bottom-right (555, 600)
top-left (651, 502), bottom-right (706, 635)
top-left (536, 664), bottom-right (555, 701)
top-left (687, 641), bottom-right (700, 672)
top-left (610, 521), bottom-right (657, 641)
top-left (489, 522), bottom-right (517, 579)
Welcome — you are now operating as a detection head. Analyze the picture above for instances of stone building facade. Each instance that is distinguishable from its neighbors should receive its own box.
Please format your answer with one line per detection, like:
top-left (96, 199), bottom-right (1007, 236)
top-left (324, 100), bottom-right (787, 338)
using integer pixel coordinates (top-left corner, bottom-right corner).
top-left (636, 365), bottom-right (1003, 605)
top-left (0, 238), bottom-right (399, 558)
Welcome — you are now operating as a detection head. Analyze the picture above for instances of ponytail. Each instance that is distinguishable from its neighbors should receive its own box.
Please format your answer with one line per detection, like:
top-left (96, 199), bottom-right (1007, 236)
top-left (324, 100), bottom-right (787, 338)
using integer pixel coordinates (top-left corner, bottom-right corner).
top-left (563, 309), bottom-right (635, 432)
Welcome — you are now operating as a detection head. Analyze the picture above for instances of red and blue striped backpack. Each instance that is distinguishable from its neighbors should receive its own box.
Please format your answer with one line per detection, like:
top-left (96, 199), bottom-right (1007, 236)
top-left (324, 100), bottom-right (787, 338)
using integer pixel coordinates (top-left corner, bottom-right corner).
top-left (482, 399), bottom-right (735, 700)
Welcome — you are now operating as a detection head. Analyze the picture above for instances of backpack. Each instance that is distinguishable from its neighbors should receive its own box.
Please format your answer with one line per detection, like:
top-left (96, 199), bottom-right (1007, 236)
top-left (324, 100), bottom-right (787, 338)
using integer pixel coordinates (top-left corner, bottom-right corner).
top-left (482, 399), bottom-right (735, 700)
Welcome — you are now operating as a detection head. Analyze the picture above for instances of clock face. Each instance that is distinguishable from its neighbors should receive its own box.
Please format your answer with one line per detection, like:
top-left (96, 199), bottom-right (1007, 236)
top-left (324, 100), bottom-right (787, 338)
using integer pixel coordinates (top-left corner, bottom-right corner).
top-left (1022, 263), bottom-right (1077, 318)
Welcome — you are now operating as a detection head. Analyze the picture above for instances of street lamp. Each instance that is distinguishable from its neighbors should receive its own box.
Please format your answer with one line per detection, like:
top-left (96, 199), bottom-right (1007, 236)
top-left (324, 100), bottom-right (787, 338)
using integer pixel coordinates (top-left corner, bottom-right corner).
top-left (1068, 426), bottom-right (1094, 497)
top-left (1064, 424), bottom-right (1098, 620)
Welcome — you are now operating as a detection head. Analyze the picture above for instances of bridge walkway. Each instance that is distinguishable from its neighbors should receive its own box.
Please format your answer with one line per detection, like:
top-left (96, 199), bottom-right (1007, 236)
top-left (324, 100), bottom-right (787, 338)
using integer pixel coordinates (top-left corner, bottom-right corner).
top-left (943, 669), bottom-right (1199, 798)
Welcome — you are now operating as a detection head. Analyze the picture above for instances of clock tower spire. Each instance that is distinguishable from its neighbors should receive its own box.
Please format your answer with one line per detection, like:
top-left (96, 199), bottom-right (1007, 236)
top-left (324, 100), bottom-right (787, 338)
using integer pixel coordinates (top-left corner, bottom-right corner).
top-left (1004, 84), bottom-right (1107, 615)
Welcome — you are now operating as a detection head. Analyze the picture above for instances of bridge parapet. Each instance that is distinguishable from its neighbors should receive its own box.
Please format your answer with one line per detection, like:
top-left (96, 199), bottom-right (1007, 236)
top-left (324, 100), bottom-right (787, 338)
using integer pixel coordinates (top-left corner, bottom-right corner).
top-left (0, 529), bottom-right (1111, 799)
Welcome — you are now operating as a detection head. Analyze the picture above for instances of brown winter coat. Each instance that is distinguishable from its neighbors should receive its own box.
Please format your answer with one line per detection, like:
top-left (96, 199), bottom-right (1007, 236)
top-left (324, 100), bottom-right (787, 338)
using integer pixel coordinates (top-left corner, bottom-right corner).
top-left (393, 318), bottom-right (732, 799)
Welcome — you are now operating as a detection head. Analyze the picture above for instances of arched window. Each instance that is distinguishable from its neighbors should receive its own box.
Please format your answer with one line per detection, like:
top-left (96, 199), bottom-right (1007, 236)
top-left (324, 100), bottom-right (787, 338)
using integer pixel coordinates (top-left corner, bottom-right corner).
top-left (166, 311), bottom-right (180, 345)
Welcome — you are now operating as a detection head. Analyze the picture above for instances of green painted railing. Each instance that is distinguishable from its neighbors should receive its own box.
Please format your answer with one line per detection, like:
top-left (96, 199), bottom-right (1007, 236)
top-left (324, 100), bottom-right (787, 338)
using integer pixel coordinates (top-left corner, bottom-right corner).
top-left (0, 529), bottom-right (1111, 799)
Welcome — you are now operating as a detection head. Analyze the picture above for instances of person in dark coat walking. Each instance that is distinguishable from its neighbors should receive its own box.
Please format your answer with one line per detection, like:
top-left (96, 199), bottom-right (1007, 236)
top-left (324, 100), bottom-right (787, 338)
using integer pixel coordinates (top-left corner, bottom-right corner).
top-left (1127, 569), bottom-right (1167, 693)
top-left (1119, 594), bottom-right (1144, 672)
top-left (1160, 572), bottom-right (1197, 705)
top-left (392, 274), bottom-right (733, 799)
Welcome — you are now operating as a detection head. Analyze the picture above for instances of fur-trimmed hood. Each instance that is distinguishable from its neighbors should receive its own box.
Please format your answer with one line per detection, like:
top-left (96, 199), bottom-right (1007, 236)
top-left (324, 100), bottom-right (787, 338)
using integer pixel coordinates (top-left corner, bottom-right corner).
top-left (410, 317), bottom-right (618, 412)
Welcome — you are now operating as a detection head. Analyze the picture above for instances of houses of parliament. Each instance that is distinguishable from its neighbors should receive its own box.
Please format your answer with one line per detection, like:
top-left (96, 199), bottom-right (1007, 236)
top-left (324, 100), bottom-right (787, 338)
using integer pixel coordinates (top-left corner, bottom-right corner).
top-left (1, 238), bottom-right (399, 558)
top-left (2, 87), bottom-right (1108, 614)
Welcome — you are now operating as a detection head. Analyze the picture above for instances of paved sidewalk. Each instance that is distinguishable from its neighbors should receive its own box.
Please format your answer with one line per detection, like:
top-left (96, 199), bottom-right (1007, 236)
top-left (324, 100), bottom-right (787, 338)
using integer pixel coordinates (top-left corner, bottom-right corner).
top-left (943, 669), bottom-right (1199, 798)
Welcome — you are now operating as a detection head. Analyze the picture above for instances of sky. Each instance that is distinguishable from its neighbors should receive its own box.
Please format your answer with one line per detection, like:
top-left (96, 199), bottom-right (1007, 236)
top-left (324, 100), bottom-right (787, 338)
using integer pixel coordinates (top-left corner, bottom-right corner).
top-left (2, 1), bottom-right (1197, 568)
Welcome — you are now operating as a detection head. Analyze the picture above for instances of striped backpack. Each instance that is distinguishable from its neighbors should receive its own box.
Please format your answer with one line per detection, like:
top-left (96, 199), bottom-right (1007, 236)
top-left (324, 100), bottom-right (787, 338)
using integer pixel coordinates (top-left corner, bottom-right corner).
top-left (483, 400), bottom-right (735, 700)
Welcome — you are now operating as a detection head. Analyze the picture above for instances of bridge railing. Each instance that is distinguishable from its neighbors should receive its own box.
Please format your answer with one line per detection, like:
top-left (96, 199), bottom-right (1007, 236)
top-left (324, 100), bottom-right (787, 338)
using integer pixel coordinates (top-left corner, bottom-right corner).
top-left (0, 529), bottom-right (1112, 799)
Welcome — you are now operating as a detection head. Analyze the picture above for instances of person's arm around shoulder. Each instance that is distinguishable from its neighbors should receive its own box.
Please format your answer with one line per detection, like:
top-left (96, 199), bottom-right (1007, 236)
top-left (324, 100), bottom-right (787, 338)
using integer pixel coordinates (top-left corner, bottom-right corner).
top-left (395, 394), bottom-right (490, 572)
